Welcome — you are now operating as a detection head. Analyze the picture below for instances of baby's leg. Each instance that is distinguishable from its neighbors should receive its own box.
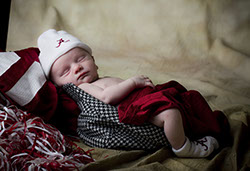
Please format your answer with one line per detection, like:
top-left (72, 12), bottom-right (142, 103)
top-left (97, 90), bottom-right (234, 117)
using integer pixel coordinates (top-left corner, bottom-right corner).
top-left (149, 108), bottom-right (186, 150)
top-left (149, 108), bottom-right (219, 157)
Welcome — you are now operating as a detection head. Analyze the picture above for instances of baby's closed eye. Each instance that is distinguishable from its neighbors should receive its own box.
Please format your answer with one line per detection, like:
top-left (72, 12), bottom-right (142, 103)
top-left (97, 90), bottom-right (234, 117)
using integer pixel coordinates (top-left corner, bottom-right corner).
top-left (77, 56), bottom-right (85, 62)
top-left (61, 68), bottom-right (70, 76)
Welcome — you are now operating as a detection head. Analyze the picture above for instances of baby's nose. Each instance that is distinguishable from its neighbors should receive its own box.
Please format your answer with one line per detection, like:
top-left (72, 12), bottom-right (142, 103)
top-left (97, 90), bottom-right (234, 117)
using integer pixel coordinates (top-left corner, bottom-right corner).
top-left (74, 64), bottom-right (83, 74)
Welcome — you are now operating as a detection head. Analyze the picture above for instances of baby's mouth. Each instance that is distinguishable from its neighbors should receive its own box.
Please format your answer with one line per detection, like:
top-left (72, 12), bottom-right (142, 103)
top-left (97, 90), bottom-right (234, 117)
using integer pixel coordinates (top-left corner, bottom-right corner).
top-left (78, 72), bottom-right (88, 80)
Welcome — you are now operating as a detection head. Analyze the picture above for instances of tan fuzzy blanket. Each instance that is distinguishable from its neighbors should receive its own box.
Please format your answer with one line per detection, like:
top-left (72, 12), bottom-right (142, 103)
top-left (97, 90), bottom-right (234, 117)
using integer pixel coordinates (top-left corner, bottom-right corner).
top-left (7, 0), bottom-right (250, 170)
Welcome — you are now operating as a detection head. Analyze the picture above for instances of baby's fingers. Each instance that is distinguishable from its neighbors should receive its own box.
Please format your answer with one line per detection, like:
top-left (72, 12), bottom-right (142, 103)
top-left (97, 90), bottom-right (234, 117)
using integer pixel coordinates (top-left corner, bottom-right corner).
top-left (145, 78), bottom-right (155, 88)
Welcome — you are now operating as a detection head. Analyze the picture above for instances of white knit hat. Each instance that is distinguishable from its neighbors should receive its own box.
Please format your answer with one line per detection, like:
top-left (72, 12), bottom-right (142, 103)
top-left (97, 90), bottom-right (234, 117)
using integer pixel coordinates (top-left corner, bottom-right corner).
top-left (38, 29), bottom-right (92, 78)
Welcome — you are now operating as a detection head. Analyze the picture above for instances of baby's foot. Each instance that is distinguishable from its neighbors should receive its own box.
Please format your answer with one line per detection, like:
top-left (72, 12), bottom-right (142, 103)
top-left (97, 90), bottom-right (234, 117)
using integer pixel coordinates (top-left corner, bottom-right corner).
top-left (172, 136), bottom-right (219, 157)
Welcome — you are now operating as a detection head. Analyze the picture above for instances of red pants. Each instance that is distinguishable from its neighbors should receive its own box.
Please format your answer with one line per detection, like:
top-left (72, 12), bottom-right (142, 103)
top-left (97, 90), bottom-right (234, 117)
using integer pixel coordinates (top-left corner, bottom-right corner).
top-left (118, 81), bottom-right (230, 144)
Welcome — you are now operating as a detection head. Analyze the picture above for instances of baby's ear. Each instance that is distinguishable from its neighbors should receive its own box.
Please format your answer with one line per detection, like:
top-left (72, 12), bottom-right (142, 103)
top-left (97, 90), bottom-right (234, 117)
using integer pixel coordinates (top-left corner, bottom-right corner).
top-left (91, 56), bottom-right (98, 69)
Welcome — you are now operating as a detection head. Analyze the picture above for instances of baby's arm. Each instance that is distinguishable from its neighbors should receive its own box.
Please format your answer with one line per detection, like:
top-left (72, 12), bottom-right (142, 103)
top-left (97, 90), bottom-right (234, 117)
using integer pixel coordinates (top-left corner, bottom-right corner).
top-left (79, 75), bottom-right (154, 105)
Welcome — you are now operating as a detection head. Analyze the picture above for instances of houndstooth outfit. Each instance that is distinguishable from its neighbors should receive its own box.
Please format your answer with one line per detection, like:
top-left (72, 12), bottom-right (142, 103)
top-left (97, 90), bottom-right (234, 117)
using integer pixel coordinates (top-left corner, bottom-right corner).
top-left (63, 83), bottom-right (170, 150)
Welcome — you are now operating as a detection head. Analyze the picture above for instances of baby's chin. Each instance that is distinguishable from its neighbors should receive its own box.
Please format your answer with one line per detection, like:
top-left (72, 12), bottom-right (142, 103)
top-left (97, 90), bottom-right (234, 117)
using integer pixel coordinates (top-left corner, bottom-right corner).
top-left (75, 76), bottom-right (97, 86)
top-left (73, 80), bottom-right (86, 86)
top-left (84, 74), bottom-right (99, 83)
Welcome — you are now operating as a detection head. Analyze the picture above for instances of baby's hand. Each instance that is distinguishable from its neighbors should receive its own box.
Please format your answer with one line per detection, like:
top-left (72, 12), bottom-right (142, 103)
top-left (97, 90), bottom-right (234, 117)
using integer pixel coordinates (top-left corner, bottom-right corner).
top-left (131, 75), bottom-right (155, 89)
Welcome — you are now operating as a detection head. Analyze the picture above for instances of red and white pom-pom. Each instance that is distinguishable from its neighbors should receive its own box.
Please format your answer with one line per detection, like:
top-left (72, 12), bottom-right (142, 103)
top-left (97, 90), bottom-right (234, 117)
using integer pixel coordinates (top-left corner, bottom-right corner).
top-left (0, 104), bottom-right (94, 170)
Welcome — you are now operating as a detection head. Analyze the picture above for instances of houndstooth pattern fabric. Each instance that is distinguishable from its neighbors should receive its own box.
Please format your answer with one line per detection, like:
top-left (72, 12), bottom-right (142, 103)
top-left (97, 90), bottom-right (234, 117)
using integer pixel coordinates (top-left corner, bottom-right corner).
top-left (63, 83), bottom-right (170, 150)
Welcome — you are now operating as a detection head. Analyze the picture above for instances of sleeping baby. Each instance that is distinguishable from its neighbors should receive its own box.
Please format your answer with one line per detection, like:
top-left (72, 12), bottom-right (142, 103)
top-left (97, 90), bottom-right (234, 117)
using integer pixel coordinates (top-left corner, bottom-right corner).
top-left (38, 29), bottom-right (230, 157)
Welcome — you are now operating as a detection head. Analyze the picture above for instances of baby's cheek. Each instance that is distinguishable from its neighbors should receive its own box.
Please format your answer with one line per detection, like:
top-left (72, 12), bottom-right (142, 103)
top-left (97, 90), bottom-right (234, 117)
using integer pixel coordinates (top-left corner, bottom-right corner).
top-left (56, 77), bottom-right (69, 87)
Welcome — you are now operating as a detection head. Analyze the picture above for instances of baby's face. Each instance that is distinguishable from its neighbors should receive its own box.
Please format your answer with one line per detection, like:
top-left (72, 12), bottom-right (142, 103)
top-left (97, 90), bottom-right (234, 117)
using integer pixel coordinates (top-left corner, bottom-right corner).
top-left (50, 47), bottom-right (98, 86)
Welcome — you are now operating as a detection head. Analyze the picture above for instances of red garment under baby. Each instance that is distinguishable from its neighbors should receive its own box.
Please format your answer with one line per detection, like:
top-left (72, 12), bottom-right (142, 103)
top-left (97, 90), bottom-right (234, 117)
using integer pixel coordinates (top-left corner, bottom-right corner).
top-left (118, 80), bottom-right (230, 143)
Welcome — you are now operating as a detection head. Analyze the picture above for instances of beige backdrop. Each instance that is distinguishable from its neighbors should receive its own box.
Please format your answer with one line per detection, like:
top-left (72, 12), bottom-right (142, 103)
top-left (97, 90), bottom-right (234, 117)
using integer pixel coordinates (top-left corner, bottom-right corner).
top-left (7, 0), bottom-right (250, 170)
